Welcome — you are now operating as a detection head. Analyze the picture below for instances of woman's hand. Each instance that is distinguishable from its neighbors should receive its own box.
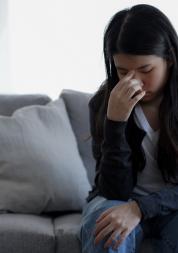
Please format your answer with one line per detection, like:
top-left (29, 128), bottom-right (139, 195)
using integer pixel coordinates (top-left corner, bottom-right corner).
top-left (93, 200), bottom-right (142, 250)
top-left (107, 70), bottom-right (145, 122)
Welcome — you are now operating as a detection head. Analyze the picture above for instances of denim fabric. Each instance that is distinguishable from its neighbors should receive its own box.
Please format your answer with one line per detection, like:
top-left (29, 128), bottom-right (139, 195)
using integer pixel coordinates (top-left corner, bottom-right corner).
top-left (77, 195), bottom-right (178, 253)
top-left (144, 210), bottom-right (178, 253)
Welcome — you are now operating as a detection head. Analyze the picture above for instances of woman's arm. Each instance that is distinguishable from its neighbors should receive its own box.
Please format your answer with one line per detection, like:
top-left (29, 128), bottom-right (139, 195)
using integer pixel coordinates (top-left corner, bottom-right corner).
top-left (89, 98), bottom-right (135, 200)
top-left (131, 185), bottom-right (178, 220)
top-left (89, 96), bottom-right (178, 221)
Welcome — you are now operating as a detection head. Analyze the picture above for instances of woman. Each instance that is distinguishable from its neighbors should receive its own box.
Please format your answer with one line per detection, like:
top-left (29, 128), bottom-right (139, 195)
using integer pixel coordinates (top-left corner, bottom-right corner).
top-left (78, 4), bottom-right (178, 252)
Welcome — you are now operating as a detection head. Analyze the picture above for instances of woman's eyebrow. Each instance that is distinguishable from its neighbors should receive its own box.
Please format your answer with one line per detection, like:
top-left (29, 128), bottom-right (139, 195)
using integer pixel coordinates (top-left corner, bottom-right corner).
top-left (116, 64), bottom-right (151, 70)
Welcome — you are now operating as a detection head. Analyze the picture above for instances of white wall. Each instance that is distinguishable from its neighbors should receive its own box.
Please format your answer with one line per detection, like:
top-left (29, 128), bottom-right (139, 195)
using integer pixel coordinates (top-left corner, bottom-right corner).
top-left (0, 0), bottom-right (10, 92)
top-left (0, 0), bottom-right (178, 98)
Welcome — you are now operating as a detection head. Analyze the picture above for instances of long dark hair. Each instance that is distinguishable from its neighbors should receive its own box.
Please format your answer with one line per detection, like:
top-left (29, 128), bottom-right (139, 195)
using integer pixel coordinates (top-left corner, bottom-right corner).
top-left (89, 4), bottom-right (178, 183)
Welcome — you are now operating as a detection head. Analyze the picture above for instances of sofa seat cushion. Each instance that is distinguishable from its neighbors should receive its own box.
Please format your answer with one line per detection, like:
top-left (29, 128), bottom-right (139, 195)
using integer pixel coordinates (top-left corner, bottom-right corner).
top-left (0, 213), bottom-right (55, 253)
top-left (54, 213), bottom-right (82, 253)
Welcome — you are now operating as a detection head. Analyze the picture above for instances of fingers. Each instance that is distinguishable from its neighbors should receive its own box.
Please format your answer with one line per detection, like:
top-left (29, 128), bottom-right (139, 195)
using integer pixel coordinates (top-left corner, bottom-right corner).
top-left (112, 229), bottom-right (128, 250)
top-left (96, 207), bottom-right (113, 223)
top-left (104, 230), bottom-right (121, 249)
top-left (94, 216), bottom-right (110, 237)
top-left (121, 70), bottom-right (135, 83)
top-left (114, 71), bottom-right (144, 102)
top-left (103, 228), bottom-right (127, 250)
top-left (94, 224), bottom-right (113, 245)
top-left (114, 70), bottom-right (135, 91)
top-left (129, 89), bottom-right (146, 107)
top-left (125, 79), bottom-right (144, 99)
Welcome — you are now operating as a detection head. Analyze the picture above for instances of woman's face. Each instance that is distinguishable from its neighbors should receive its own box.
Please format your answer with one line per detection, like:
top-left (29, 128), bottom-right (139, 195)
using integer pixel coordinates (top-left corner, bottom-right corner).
top-left (113, 53), bottom-right (172, 103)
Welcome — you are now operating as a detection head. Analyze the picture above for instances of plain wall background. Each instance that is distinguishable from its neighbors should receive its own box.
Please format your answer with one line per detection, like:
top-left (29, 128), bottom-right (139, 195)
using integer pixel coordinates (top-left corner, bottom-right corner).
top-left (0, 0), bottom-right (178, 98)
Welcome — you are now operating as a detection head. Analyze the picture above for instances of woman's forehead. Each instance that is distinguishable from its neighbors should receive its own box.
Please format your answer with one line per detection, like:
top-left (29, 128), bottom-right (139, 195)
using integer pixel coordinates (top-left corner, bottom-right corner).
top-left (113, 53), bottom-right (164, 69)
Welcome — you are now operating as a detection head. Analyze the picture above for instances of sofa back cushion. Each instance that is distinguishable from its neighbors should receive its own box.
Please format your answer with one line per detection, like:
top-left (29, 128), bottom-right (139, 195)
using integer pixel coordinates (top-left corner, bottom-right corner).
top-left (0, 94), bottom-right (51, 116)
top-left (60, 89), bottom-right (96, 186)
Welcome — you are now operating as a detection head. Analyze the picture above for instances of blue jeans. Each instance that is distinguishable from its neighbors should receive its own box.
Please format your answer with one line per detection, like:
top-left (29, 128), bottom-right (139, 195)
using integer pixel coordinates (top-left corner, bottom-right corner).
top-left (77, 195), bottom-right (178, 253)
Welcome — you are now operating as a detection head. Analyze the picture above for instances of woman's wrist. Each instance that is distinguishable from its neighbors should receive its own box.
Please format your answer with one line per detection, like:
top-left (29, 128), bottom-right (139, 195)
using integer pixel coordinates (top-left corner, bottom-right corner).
top-left (129, 200), bottom-right (142, 220)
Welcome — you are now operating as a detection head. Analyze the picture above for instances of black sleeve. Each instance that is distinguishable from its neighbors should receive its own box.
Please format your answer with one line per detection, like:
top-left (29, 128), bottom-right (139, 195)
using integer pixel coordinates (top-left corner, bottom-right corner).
top-left (131, 185), bottom-right (178, 220)
top-left (89, 100), bottom-right (135, 200)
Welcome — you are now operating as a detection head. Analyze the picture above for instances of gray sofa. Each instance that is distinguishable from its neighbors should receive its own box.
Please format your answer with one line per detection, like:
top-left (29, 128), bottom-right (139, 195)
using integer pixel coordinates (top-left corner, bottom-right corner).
top-left (0, 89), bottom-right (153, 253)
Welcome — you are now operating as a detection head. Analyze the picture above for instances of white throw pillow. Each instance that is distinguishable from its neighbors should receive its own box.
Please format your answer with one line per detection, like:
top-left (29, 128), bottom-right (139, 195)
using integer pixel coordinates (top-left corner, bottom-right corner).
top-left (0, 98), bottom-right (91, 214)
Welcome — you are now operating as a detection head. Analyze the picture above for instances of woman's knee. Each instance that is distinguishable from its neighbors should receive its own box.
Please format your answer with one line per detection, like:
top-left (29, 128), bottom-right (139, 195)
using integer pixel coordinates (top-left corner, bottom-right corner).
top-left (80, 197), bottom-right (132, 247)
top-left (80, 220), bottom-right (142, 253)
top-left (82, 197), bottom-right (127, 232)
top-left (79, 198), bottom-right (144, 252)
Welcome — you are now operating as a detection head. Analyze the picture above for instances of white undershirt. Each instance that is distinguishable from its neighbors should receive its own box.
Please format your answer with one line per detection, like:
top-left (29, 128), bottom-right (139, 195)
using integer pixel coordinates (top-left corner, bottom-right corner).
top-left (132, 103), bottom-right (172, 196)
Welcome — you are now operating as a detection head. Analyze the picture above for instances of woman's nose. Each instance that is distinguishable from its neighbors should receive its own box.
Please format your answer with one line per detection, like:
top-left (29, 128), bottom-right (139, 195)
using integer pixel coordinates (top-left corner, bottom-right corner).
top-left (133, 72), bottom-right (141, 80)
top-left (133, 73), bottom-right (144, 85)
top-left (132, 75), bottom-right (146, 91)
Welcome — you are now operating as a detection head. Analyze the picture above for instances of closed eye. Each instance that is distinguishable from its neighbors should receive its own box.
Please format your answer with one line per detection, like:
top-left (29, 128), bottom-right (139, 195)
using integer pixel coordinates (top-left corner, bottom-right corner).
top-left (141, 69), bottom-right (153, 73)
top-left (119, 68), bottom-right (153, 76)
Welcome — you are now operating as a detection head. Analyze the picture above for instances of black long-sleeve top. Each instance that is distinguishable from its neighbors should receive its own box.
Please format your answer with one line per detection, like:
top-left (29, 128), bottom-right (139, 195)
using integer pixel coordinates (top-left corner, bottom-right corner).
top-left (86, 93), bottom-right (178, 221)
